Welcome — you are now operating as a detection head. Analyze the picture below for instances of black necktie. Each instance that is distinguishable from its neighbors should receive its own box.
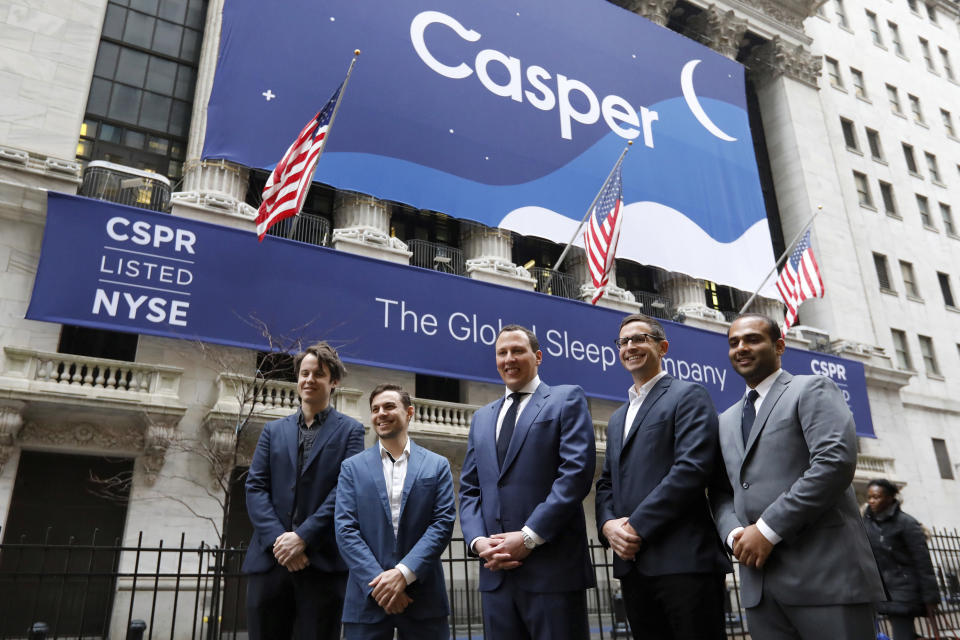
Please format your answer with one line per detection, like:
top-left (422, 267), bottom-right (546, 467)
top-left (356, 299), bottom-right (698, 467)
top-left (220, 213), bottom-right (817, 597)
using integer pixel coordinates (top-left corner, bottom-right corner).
top-left (497, 392), bottom-right (526, 467)
top-left (741, 389), bottom-right (759, 446)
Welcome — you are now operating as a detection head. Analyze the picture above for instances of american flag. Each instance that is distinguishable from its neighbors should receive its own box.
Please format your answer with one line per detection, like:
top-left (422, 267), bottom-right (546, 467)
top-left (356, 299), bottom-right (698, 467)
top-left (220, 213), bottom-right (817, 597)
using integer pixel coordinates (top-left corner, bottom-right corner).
top-left (255, 84), bottom-right (342, 240)
top-left (776, 230), bottom-right (824, 330)
top-left (583, 157), bottom-right (624, 304)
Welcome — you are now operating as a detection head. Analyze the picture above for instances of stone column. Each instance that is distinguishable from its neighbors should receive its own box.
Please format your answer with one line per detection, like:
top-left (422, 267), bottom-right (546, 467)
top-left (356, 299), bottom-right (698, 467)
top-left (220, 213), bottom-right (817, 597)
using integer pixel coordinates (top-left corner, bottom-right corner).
top-left (460, 224), bottom-right (536, 290)
top-left (753, 295), bottom-right (787, 326)
top-left (660, 272), bottom-right (725, 321)
top-left (566, 249), bottom-right (640, 312)
top-left (613, 0), bottom-right (678, 26)
top-left (685, 6), bottom-right (748, 60)
top-left (172, 0), bottom-right (256, 220)
top-left (744, 38), bottom-right (875, 341)
top-left (331, 192), bottom-right (411, 264)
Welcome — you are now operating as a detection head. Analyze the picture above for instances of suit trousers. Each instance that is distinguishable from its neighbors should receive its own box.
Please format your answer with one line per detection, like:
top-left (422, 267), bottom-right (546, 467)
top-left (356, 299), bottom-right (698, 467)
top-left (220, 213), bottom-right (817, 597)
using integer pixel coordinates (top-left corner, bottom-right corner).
top-left (745, 590), bottom-right (875, 640)
top-left (246, 564), bottom-right (346, 640)
top-left (619, 567), bottom-right (727, 640)
top-left (884, 614), bottom-right (918, 640)
top-left (480, 571), bottom-right (589, 640)
top-left (343, 616), bottom-right (449, 640)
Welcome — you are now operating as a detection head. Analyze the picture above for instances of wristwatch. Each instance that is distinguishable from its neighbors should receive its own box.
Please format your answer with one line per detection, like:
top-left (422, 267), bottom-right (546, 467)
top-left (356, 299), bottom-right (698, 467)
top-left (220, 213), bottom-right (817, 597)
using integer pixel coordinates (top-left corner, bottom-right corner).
top-left (521, 531), bottom-right (537, 550)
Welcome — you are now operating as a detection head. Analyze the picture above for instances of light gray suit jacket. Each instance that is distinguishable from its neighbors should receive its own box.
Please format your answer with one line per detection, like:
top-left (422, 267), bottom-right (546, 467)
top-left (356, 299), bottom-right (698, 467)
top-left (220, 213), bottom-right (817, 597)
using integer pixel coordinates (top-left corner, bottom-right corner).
top-left (710, 371), bottom-right (883, 608)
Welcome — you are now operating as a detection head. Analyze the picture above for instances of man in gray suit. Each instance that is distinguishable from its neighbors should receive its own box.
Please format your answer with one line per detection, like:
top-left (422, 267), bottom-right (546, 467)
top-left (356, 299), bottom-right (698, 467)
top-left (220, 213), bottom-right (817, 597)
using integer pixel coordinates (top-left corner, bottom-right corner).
top-left (711, 314), bottom-right (883, 639)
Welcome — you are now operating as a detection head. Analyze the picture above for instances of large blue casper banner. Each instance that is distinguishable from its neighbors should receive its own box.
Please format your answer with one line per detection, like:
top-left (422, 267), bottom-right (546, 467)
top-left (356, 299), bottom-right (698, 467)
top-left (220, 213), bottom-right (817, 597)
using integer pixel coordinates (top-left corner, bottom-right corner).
top-left (26, 194), bottom-right (872, 436)
top-left (201, 0), bottom-right (776, 294)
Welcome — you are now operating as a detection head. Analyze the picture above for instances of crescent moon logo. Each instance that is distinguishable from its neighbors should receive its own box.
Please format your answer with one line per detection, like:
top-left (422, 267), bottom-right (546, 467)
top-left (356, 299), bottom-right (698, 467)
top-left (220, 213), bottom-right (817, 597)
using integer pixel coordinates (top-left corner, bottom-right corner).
top-left (680, 59), bottom-right (737, 142)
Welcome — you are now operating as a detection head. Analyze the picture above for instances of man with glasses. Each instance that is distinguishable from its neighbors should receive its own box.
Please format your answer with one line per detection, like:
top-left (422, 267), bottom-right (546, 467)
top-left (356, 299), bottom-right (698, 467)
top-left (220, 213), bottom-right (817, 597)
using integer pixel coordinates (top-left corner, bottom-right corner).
top-left (595, 313), bottom-right (730, 640)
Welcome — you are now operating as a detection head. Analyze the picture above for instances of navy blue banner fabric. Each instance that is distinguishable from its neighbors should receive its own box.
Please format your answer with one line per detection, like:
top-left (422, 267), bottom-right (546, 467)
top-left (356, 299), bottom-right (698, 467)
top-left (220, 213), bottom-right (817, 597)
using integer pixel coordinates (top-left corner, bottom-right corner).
top-left (201, 0), bottom-right (776, 294)
top-left (26, 193), bottom-right (875, 436)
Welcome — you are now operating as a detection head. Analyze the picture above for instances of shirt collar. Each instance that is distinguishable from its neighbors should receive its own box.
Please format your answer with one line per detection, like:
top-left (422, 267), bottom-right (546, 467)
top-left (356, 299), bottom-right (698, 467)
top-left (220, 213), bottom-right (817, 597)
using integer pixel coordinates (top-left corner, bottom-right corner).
top-left (747, 368), bottom-right (783, 402)
top-left (503, 375), bottom-right (541, 399)
top-left (628, 371), bottom-right (667, 404)
top-left (298, 405), bottom-right (332, 428)
top-left (379, 437), bottom-right (412, 462)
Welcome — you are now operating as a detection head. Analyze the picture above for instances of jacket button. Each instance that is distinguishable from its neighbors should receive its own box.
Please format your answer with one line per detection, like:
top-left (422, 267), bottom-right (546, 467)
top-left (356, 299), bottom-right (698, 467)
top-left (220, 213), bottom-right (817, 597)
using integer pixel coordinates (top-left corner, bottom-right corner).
top-left (742, 482), bottom-right (750, 489)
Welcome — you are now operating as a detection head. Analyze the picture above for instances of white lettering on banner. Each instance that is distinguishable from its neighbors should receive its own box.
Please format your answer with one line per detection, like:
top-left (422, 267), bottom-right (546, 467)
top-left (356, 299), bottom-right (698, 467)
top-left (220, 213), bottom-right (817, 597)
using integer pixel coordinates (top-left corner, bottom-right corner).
top-left (810, 359), bottom-right (847, 381)
top-left (410, 10), bottom-right (658, 145)
top-left (545, 329), bottom-right (617, 372)
top-left (92, 289), bottom-right (189, 326)
top-left (661, 357), bottom-right (727, 392)
top-left (106, 217), bottom-right (197, 253)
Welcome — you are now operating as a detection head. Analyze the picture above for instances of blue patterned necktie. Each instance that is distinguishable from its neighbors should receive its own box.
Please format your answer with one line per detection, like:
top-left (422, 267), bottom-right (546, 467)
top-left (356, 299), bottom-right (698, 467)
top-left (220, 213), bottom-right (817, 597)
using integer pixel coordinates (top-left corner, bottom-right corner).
top-left (741, 389), bottom-right (760, 446)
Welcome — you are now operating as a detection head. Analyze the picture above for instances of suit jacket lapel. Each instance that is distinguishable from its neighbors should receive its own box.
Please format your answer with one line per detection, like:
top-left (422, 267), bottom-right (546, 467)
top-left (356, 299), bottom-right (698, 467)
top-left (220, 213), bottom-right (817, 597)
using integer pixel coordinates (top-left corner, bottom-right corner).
top-left (301, 410), bottom-right (341, 475)
top-left (286, 413), bottom-right (299, 471)
top-left (482, 401), bottom-right (503, 472)
top-left (499, 383), bottom-right (550, 478)
top-left (744, 372), bottom-right (791, 455)
top-left (399, 442), bottom-right (423, 525)
top-left (622, 376), bottom-right (671, 450)
top-left (364, 445), bottom-right (394, 529)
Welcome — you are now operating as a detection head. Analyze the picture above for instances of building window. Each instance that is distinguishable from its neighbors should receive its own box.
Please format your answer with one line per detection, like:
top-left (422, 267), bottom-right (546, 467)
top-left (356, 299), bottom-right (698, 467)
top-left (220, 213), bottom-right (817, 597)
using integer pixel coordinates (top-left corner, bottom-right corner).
top-left (942, 109), bottom-right (956, 137)
top-left (919, 38), bottom-right (935, 72)
top-left (879, 181), bottom-right (898, 216)
top-left (900, 260), bottom-right (921, 298)
top-left (874, 252), bottom-right (894, 292)
top-left (77, 0), bottom-right (207, 181)
top-left (917, 194), bottom-right (934, 228)
top-left (866, 11), bottom-right (883, 45)
top-left (925, 3), bottom-right (938, 24)
top-left (918, 335), bottom-right (940, 375)
top-left (850, 68), bottom-right (867, 99)
top-left (903, 143), bottom-right (919, 174)
top-left (908, 94), bottom-right (925, 124)
top-left (835, 0), bottom-right (849, 27)
top-left (932, 439), bottom-right (955, 480)
top-left (841, 118), bottom-right (859, 150)
top-left (853, 171), bottom-right (873, 207)
top-left (941, 203), bottom-right (955, 235)
top-left (866, 128), bottom-right (884, 160)
top-left (826, 57), bottom-right (844, 88)
top-left (887, 84), bottom-right (902, 114)
top-left (938, 272), bottom-right (956, 307)
top-left (889, 22), bottom-right (905, 56)
top-left (940, 48), bottom-right (955, 81)
top-left (907, 0), bottom-right (918, 13)
top-left (925, 152), bottom-right (941, 183)
top-left (891, 328), bottom-right (912, 369)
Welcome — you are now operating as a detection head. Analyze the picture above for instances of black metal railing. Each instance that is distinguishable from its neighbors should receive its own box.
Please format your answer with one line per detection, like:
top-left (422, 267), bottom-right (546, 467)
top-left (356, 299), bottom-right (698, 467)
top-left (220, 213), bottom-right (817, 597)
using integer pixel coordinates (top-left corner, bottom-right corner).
top-left (264, 213), bottom-right (331, 247)
top-left (531, 267), bottom-right (578, 300)
top-left (407, 239), bottom-right (466, 276)
top-left (3, 530), bottom-right (960, 639)
top-left (630, 291), bottom-right (674, 320)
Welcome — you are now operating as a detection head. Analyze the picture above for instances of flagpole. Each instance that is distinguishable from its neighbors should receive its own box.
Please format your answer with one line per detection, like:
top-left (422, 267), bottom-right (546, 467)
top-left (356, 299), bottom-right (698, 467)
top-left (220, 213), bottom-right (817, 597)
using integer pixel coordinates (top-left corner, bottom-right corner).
top-left (288, 50), bottom-right (361, 240)
top-left (738, 205), bottom-right (821, 315)
top-left (543, 141), bottom-right (632, 293)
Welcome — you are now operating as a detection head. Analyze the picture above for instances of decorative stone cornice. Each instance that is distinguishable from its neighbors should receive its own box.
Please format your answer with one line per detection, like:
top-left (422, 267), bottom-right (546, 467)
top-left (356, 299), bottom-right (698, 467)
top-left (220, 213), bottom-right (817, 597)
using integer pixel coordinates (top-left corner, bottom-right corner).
top-left (744, 36), bottom-right (822, 88)
top-left (611, 0), bottom-right (678, 26)
top-left (0, 402), bottom-right (25, 474)
top-left (143, 422), bottom-right (178, 485)
top-left (738, 0), bottom-right (811, 31)
top-left (686, 6), bottom-right (748, 59)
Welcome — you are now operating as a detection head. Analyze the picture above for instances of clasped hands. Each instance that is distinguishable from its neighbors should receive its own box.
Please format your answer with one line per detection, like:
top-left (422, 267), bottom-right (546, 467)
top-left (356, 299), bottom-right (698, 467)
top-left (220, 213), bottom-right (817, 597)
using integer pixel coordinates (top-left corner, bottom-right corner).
top-left (730, 524), bottom-right (773, 569)
top-left (369, 568), bottom-right (413, 614)
top-left (273, 531), bottom-right (309, 572)
top-left (602, 517), bottom-right (642, 561)
top-left (475, 531), bottom-right (532, 571)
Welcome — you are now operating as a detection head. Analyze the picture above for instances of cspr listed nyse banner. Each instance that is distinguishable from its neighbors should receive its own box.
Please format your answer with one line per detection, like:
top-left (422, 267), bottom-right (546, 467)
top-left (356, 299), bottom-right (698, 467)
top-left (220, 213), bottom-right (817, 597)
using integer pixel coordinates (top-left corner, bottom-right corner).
top-left (201, 0), bottom-right (777, 296)
top-left (25, 194), bottom-right (874, 437)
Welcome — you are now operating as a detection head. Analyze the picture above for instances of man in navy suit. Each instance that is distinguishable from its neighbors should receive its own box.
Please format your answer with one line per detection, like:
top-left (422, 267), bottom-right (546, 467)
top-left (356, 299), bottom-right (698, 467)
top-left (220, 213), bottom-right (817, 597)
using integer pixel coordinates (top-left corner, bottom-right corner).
top-left (459, 324), bottom-right (596, 640)
top-left (335, 383), bottom-right (456, 640)
top-left (595, 313), bottom-right (730, 640)
top-left (243, 341), bottom-right (365, 640)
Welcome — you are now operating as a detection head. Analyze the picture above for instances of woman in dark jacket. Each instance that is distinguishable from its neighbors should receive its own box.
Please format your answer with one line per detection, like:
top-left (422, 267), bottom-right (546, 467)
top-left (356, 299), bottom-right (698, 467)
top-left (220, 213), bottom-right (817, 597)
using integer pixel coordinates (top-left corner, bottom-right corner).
top-left (863, 478), bottom-right (940, 640)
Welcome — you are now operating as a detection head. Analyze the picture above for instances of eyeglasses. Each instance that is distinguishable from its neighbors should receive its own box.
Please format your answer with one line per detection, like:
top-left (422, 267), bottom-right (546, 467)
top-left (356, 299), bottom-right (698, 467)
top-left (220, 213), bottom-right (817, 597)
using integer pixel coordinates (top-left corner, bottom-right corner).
top-left (614, 333), bottom-right (663, 348)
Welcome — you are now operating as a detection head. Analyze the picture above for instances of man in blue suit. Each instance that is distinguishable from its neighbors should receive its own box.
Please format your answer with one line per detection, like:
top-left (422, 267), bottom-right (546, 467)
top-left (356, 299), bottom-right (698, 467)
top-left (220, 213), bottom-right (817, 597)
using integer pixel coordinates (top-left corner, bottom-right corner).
top-left (243, 342), bottom-right (365, 640)
top-left (595, 313), bottom-right (730, 640)
top-left (335, 383), bottom-right (456, 640)
top-left (459, 324), bottom-right (596, 640)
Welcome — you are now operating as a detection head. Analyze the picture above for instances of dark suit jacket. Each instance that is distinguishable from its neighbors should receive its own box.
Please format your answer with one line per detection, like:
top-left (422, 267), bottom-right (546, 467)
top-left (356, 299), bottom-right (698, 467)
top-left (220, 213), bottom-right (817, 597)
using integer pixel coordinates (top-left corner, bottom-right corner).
top-left (242, 408), bottom-right (365, 574)
top-left (458, 382), bottom-right (596, 593)
top-left (595, 375), bottom-right (730, 578)
top-left (710, 372), bottom-right (884, 608)
top-left (335, 441), bottom-right (456, 623)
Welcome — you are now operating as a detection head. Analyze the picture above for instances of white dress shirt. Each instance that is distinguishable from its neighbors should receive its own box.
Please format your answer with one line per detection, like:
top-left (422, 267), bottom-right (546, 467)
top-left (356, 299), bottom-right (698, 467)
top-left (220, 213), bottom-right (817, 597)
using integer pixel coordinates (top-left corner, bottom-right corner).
top-left (379, 438), bottom-right (416, 584)
top-left (726, 368), bottom-right (785, 550)
top-left (623, 370), bottom-right (668, 443)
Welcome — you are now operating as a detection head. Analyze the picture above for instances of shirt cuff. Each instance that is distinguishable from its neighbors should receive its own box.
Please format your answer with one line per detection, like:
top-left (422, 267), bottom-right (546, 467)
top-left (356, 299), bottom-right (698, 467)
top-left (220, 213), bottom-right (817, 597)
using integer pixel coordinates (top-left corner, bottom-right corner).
top-left (396, 563), bottom-right (416, 585)
top-left (726, 526), bottom-right (744, 551)
top-left (756, 518), bottom-right (782, 545)
top-left (469, 536), bottom-right (484, 554)
top-left (522, 525), bottom-right (545, 547)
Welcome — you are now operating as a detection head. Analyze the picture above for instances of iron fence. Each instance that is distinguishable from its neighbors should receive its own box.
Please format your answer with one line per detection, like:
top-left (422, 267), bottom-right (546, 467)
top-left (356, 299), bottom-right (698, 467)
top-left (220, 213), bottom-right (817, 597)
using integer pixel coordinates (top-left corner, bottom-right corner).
top-left (407, 239), bottom-right (466, 276)
top-left (531, 267), bottom-right (578, 300)
top-left (264, 213), bottom-right (331, 247)
top-left (2, 529), bottom-right (960, 639)
top-left (630, 291), bottom-right (674, 320)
